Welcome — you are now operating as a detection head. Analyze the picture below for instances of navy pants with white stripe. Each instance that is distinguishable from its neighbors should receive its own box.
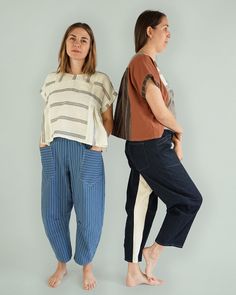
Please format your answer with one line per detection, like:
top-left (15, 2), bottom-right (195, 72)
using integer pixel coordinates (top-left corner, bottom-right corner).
top-left (124, 130), bottom-right (202, 262)
top-left (40, 137), bottom-right (105, 265)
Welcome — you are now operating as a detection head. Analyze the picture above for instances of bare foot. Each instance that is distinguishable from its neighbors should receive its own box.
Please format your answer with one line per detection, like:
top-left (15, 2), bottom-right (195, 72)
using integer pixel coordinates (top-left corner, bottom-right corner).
top-left (126, 271), bottom-right (163, 287)
top-left (83, 263), bottom-right (96, 291)
top-left (48, 262), bottom-right (67, 288)
top-left (143, 243), bottom-right (163, 279)
top-left (126, 262), bottom-right (163, 287)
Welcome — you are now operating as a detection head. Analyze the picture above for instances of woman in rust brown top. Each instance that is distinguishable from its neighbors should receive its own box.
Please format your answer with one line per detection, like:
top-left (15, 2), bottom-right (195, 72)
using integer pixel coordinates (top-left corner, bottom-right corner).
top-left (113, 10), bottom-right (202, 287)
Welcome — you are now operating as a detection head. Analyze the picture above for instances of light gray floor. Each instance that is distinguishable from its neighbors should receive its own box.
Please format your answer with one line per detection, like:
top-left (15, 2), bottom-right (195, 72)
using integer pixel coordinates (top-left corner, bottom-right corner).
top-left (1, 161), bottom-right (235, 295)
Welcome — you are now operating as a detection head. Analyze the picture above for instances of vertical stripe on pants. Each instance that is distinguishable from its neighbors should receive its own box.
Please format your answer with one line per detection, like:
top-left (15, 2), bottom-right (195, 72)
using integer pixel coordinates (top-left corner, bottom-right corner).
top-left (40, 137), bottom-right (105, 265)
top-left (124, 130), bottom-right (202, 262)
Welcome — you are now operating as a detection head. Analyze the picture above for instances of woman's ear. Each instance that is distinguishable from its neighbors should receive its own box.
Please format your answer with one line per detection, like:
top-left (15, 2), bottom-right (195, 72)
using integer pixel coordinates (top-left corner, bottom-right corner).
top-left (146, 26), bottom-right (153, 38)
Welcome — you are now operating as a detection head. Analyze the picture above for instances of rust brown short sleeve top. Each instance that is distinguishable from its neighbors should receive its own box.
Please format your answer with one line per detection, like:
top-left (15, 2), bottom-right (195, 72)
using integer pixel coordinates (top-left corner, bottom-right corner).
top-left (112, 54), bottom-right (169, 141)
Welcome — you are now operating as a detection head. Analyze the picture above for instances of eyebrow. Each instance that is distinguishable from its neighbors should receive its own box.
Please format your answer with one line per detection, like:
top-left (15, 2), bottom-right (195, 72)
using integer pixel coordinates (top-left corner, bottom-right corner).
top-left (161, 24), bottom-right (169, 28)
top-left (69, 33), bottom-right (89, 40)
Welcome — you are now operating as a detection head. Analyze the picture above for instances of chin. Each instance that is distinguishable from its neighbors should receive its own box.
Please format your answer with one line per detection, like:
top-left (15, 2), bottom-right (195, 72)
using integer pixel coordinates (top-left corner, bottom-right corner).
top-left (161, 45), bottom-right (167, 51)
top-left (157, 48), bottom-right (164, 54)
top-left (71, 54), bottom-right (85, 60)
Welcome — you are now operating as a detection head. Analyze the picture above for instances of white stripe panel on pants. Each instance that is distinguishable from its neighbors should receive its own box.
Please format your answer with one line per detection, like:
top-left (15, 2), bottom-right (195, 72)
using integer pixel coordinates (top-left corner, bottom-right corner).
top-left (133, 175), bottom-right (153, 262)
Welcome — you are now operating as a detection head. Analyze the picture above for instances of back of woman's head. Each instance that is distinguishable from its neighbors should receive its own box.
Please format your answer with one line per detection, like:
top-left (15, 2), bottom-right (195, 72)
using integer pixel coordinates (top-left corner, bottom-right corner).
top-left (57, 22), bottom-right (96, 75)
top-left (134, 10), bottom-right (166, 52)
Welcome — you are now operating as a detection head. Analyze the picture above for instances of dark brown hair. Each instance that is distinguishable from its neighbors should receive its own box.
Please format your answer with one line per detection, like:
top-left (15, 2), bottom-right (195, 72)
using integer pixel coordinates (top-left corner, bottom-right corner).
top-left (57, 22), bottom-right (96, 75)
top-left (134, 10), bottom-right (166, 52)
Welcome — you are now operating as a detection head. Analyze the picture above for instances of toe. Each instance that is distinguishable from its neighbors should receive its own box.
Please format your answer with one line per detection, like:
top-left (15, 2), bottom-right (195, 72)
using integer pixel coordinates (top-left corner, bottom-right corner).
top-left (150, 277), bottom-right (163, 286)
top-left (52, 279), bottom-right (57, 287)
top-left (83, 282), bottom-right (89, 290)
top-left (54, 279), bottom-right (61, 287)
top-left (147, 275), bottom-right (157, 281)
top-left (49, 281), bottom-right (55, 288)
top-left (48, 278), bottom-right (54, 287)
top-left (157, 279), bottom-right (164, 285)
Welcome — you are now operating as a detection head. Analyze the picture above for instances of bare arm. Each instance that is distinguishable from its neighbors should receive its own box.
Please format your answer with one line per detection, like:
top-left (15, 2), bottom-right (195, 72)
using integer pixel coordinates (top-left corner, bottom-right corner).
top-left (146, 80), bottom-right (183, 140)
top-left (101, 105), bottom-right (113, 136)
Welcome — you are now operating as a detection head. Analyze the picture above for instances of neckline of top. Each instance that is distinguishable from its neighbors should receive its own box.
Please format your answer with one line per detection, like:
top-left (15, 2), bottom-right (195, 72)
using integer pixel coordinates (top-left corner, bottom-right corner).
top-left (63, 72), bottom-right (85, 76)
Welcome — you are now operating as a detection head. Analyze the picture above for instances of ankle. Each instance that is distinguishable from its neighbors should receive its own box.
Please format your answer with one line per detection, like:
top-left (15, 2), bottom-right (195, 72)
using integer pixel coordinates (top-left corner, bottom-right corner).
top-left (83, 263), bottom-right (93, 272)
top-left (57, 262), bottom-right (66, 269)
top-left (149, 243), bottom-right (163, 257)
top-left (127, 263), bottom-right (141, 276)
top-left (152, 242), bottom-right (163, 251)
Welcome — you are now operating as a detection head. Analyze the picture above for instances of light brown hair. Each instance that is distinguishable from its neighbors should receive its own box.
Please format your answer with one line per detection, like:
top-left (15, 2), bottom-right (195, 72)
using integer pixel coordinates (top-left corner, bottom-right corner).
top-left (57, 22), bottom-right (96, 75)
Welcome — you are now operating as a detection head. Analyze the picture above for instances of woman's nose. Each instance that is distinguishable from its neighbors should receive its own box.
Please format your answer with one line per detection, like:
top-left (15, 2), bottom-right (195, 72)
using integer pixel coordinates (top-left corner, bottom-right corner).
top-left (73, 39), bottom-right (81, 47)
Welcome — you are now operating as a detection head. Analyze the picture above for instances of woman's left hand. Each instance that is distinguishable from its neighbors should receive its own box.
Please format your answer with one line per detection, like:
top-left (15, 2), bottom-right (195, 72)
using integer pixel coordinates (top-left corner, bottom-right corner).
top-left (90, 146), bottom-right (103, 152)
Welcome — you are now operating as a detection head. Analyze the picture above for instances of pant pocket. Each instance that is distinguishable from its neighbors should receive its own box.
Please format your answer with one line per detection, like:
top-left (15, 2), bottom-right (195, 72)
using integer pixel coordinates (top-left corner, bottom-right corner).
top-left (40, 146), bottom-right (55, 178)
top-left (80, 149), bottom-right (104, 185)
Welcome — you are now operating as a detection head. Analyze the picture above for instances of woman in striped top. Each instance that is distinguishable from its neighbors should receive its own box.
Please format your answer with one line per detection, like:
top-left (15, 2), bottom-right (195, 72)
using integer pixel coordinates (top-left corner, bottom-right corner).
top-left (39, 22), bottom-right (116, 290)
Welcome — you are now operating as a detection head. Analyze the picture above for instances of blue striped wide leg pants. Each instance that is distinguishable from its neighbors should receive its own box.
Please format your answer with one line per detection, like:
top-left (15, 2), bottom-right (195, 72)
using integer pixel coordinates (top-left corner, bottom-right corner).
top-left (40, 137), bottom-right (105, 265)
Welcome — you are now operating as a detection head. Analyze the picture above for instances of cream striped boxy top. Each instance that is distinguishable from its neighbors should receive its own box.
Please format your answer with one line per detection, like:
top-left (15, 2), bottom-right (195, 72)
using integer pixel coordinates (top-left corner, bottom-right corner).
top-left (40, 71), bottom-right (117, 148)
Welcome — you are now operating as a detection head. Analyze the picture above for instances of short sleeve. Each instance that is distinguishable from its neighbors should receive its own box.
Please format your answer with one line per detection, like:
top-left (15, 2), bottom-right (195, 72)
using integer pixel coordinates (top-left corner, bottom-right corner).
top-left (40, 77), bottom-right (48, 102)
top-left (101, 75), bottom-right (117, 113)
top-left (40, 72), bottom-right (56, 102)
top-left (129, 55), bottom-right (161, 99)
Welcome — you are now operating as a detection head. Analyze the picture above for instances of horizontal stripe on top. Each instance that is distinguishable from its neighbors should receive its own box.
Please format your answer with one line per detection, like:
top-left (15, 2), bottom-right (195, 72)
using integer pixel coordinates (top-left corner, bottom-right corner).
top-left (53, 130), bottom-right (86, 140)
top-left (49, 88), bottom-right (102, 105)
top-left (50, 101), bottom-right (89, 109)
top-left (45, 81), bottom-right (56, 87)
top-left (51, 116), bottom-right (88, 124)
top-left (40, 71), bottom-right (117, 147)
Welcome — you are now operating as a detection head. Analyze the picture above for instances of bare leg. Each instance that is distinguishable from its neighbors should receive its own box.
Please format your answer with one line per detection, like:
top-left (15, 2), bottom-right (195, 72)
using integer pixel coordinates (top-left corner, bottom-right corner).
top-left (83, 263), bottom-right (96, 291)
top-left (126, 262), bottom-right (163, 287)
top-left (48, 262), bottom-right (67, 288)
top-left (143, 242), bottom-right (164, 279)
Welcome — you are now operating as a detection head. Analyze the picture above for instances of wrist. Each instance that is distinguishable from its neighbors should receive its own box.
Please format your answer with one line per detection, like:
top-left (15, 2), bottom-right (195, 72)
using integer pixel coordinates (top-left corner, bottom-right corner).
top-left (174, 132), bottom-right (183, 142)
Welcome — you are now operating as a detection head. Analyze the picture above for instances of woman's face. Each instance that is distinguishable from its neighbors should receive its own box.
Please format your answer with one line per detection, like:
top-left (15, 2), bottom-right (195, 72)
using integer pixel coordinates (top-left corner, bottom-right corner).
top-left (66, 27), bottom-right (91, 62)
top-left (149, 16), bottom-right (170, 53)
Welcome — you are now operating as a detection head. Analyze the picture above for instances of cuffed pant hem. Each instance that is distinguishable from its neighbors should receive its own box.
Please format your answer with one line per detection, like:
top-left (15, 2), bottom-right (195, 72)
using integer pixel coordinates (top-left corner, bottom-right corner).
top-left (155, 239), bottom-right (183, 248)
top-left (74, 257), bottom-right (93, 266)
top-left (55, 257), bottom-right (71, 263)
top-left (124, 257), bottom-right (142, 263)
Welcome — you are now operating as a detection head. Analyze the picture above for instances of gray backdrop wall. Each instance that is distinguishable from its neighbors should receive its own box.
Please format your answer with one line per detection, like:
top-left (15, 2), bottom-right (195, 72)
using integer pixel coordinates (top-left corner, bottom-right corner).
top-left (1, 0), bottom-right (235, 294)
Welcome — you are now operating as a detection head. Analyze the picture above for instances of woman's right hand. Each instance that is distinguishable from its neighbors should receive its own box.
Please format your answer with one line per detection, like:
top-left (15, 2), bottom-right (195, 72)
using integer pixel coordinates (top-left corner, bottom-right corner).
top-left (174, 131), bottom-right (183, 142)
top-left (39, 143), bottom-right (48, 148)
top-left (172, 137), bottom-right (183, 161)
